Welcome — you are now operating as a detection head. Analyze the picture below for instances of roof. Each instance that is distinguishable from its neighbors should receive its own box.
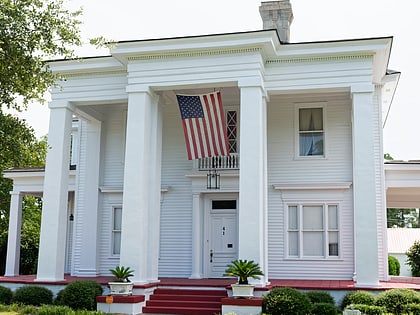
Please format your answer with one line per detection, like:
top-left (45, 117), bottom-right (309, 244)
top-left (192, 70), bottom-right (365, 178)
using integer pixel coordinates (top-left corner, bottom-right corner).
top-left (388, 228), bottom-right (420, 253)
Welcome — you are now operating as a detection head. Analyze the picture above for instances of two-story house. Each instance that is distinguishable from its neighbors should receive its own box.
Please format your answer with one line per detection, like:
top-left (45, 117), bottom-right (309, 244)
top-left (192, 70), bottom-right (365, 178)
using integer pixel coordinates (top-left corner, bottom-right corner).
top-left (4, 0), bottom-right (400, 288)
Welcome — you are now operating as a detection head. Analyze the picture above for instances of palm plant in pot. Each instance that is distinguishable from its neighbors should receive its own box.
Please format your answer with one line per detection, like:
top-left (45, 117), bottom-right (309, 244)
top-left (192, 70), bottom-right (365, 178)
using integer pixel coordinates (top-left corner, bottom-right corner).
top-left (224, 259), bottom-right (264, 298)
top-left (108, 266), bottom-right (135, 295)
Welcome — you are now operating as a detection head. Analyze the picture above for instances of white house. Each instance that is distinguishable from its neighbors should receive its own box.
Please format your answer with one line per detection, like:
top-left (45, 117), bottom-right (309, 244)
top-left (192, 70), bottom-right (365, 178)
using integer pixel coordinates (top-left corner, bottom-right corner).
top-left (4, 1), bottom-right (403, 288)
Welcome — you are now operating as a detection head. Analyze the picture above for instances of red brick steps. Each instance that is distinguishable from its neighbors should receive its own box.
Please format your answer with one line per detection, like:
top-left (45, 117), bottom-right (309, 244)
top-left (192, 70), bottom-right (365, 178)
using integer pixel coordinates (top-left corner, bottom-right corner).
top-left (142, 288), bottom-right (227, 315)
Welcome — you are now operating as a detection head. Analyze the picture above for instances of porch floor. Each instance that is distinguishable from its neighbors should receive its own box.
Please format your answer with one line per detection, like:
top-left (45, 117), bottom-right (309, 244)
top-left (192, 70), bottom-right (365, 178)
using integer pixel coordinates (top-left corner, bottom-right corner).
top-left (1, 275), bottom-right (420, 290)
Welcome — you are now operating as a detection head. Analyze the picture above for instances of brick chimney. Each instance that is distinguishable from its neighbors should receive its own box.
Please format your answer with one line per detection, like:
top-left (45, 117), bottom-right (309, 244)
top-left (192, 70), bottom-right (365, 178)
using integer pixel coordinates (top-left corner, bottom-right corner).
top-left (259, 1), bottom-right (294, 43)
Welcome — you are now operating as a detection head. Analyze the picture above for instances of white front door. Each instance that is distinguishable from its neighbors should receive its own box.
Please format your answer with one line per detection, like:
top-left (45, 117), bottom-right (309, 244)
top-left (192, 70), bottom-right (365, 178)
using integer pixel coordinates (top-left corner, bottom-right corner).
top-left (206, 197), bottom-right (238, 278)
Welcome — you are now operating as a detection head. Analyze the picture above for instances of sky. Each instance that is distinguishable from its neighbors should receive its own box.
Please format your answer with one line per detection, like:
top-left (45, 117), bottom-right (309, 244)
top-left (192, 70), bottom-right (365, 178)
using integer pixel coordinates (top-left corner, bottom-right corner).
top-left (18, 0), bottom-right (419, 160)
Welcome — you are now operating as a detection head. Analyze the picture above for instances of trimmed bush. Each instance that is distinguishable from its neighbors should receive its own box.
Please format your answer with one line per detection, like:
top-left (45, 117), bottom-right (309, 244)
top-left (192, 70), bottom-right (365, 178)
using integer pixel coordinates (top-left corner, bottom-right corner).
top-left (375, 288), bottom-right (420, 315)
top-left (407, 303), bottom-right (420, 315)
top-left (262, 287), bottom-right (311, 315)
top-left (348, 304), bottom-right (386, 315)
top-left (306, 290), bottom-right (335, 305)
top-left (311, 302), bottom-right (338, 315)
top-left (56, 280), bottom-right (103, 310)
top-left (340, 290), bottom-right (375, 309)
top-left (0, 285), bottom-right (13, 304)
top-left (388, 255), bottom-right (400, 276)
top-left (12, 285), bottom-right (53, 306)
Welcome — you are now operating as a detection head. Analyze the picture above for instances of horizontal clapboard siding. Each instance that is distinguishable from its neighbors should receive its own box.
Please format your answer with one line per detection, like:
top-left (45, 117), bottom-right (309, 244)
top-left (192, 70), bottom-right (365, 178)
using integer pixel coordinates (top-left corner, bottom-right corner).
top-left (159, 103), bottom-right (194, 277)
top-left (267, 92), bottom-right (354, 279)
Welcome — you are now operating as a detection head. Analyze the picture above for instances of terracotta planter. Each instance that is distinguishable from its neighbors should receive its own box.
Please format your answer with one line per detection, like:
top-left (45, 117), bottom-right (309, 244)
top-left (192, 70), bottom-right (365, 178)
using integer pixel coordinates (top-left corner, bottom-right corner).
top-left (108, 281), bottom-right (134, 296)
top-left (231, 284), bottom-right (254, 298)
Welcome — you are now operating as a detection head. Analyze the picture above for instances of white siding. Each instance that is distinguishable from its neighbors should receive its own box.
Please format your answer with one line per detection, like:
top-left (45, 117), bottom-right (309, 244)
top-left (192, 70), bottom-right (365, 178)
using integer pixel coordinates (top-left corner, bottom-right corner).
top-left (159, 103), bottom-right (195, 277)
top-left (97, 107), bottom-right (127, 273)
top-left (267, 92), bottom-right (355, 279)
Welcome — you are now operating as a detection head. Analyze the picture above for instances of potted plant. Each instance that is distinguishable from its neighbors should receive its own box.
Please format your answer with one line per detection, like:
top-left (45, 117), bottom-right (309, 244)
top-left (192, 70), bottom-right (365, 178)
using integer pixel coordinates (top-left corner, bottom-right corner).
top-left (224, 259), bottom-right (264, 298)
top-left (108, 266), bottom-right (134, 295)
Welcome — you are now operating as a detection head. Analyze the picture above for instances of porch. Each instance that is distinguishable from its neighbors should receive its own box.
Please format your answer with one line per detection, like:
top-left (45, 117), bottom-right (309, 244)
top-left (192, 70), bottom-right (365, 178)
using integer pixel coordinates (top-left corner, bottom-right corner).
top-left (1, 275), bottom-right (420, 290)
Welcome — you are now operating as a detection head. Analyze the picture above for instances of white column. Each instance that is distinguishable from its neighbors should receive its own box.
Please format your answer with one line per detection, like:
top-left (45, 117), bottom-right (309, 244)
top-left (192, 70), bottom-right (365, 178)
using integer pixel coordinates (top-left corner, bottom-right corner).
top-left (121, 86), bottom-right (160, 284)
top-left (351, 84), bottom-right (379, 287)
top-left (77, 120), bottom-right (101, 276)
top-left (37, 102), bottom-right (73, 281)
top-left (190, 193), bottom-right (202, 278)
top-left (238, 80), bottom-right (268, 285)
top-left (5, 192), bottom-right (23, 276)
top-left (147, 95), bottom-right (162, 282)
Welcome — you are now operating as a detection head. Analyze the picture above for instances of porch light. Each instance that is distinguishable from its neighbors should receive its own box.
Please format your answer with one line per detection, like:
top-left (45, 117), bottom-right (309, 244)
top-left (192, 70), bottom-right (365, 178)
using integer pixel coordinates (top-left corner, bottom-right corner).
top-left (207, 169), bottom-right (220, 189)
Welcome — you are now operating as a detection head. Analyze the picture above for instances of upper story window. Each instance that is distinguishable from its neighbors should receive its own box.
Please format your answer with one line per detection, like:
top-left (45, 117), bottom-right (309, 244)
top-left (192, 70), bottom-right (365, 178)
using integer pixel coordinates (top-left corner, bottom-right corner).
top-left (297, 104), bottom-right (325, 157)
top-left (287, 203), bottom-right (339, 259)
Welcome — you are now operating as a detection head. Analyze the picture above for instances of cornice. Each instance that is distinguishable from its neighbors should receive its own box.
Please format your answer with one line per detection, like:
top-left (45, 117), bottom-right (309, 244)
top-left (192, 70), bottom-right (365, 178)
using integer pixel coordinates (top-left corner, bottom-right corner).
top-left (62, 70), bottom-right (126, 78)
top-left (266, 54), bottom-right (372, 64)
top-left (127, 47), bottom-right (262, 61)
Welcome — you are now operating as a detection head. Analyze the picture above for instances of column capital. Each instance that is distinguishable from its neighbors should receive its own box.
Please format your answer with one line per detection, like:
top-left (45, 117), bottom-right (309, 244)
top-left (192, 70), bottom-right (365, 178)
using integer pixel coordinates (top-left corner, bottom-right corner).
top-left (238, 78), bottom-right (268, 101)
top-left (126, 84), bottom-right (156, 96)
top-left (48, 101), bottom-right (75, 111)
top-left (351, 84), bottom-right (374, 94)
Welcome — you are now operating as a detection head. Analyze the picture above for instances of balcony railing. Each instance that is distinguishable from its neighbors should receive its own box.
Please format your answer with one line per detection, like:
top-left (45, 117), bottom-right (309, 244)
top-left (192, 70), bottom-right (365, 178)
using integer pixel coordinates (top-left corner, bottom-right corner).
top-left (194, 154), bottom-right (239, 170)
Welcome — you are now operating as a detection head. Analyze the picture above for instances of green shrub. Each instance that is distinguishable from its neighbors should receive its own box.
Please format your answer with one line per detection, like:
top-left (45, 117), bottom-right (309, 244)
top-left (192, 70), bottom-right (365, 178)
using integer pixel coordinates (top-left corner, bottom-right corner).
top-left (57, 280), bottom-right (103, 310)
top-left (388, 255), bottom-right (401, 276)
top-left (340, 290), bottom-right (375, 309)
top-left (311, 302), bottom-right (338, 315)
top-left (375, 288), bottom-right (420, 315)
top-left (20, 305), bottom-right (38, 314)
top-left (306, 290), bottom-right (335, 305)
top-left (37, 304), bottom-right (76, 315)
top-left (407, 303), bottom-right (420, 315)
top-left (262, 287), bottom-right (311, 315)
top-left (348, 304), bottom-right (386, 315)
top-left (0, 285), bottom-right (13, 304)
top-left (406, 240), bottom-right (420, 276)
top-left (12, 285), bottom-right (53, 306)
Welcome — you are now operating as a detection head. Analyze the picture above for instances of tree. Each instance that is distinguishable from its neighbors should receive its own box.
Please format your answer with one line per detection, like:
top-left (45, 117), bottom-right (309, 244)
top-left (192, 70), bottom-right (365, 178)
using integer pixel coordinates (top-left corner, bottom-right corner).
top-left (0, 112), bottom-right (47, 274)
top-left (387, 208), bottom-right (419, 228)
top-left (0, 0), bottom-right (82, 111)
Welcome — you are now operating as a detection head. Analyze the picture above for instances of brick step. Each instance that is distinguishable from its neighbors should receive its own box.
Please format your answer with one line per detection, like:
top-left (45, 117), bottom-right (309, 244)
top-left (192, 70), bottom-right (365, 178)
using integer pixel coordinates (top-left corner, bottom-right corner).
top-left (142, 288), bottom-right (227, 315)
top-left (146, 299), bottom-right (221, 308)
top-left (153, 288), bottom-right (227, 296)
top-left (150, 293), bottom-right (224, 302)
top-left (142, 305), bottom-right (220, 315)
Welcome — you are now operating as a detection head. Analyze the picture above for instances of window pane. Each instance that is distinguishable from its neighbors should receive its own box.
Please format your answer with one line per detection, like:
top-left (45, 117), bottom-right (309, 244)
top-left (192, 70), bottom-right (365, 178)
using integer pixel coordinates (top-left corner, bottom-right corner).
top-left (299, 108), bottom-right (323, 131)
top-left (303, 206), bottom-right (323, 229)
top-left (299, 133), bottom-right (324, 156)
top-left (113, 207), bottom-right (122, 230)
top-left (328, 205), bottom-right (338, 229)
top-left (113, 232), bottom-right (121, 255)
top-left (329, 232), bottom-right (339, 256)
top-left (303, 232), bottom-right (323, 256)
top-left (288, 206), bottom-right (298, 229)
top-left (289, 231), bottom-right (298, 256)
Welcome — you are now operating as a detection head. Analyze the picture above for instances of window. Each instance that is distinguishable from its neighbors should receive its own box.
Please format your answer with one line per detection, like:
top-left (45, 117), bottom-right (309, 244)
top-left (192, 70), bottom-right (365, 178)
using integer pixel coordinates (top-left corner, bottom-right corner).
top-left (287, 203), bottom-right (339, 258)
top-left (226, 110), bottom-right (238, 153)
top-left (112, 206), bottom-right (122, 255)
top-left (298, 106), bottom-right (324, 156)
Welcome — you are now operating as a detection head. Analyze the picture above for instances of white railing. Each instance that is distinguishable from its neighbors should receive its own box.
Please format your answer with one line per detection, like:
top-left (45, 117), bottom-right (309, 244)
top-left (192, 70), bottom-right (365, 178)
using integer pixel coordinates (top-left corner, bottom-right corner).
top-left (195, 154), bottom-right (239, 170)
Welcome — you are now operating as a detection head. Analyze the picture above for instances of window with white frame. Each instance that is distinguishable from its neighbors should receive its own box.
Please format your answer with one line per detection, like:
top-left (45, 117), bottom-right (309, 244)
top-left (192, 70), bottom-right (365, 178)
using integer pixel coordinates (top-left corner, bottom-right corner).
top-left (112, 206), bottom-right (122, 255)
top-left (297, 105), bottom-right (325, 157)
top-left (287, 203), bottom-right (339, 258)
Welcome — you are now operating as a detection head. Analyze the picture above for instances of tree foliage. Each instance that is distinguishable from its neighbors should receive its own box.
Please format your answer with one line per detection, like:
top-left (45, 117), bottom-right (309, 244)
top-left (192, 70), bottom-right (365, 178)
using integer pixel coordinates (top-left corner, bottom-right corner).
top-left (387, 208), bottom-right (419, 228)
top-left (0, 0), bottom-right (82, 110)
top-left (0, 112), bottom-right (47, 274)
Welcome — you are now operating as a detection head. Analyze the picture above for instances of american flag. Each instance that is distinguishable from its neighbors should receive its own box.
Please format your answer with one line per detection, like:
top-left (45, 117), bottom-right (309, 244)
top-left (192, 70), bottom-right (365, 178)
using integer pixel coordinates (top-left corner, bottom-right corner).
top-left (176, 91), bottom-right (230, 160)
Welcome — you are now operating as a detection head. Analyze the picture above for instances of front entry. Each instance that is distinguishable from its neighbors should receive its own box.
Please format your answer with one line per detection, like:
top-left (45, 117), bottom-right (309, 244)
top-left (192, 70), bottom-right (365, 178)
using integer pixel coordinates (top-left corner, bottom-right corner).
top-left (205, 196), bottom-right (238, 278)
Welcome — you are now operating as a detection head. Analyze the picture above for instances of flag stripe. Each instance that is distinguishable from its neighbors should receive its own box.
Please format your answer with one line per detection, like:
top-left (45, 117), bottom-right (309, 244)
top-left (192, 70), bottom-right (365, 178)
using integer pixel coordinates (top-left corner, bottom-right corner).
top-left (177, 91), bottom-right (230, 160)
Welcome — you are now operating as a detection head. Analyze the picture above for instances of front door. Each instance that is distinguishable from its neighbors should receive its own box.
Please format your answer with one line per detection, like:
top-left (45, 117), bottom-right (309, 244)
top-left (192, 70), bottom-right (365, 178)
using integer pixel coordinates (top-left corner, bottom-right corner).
top-left (207, 198), bottom-right (238, 278)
